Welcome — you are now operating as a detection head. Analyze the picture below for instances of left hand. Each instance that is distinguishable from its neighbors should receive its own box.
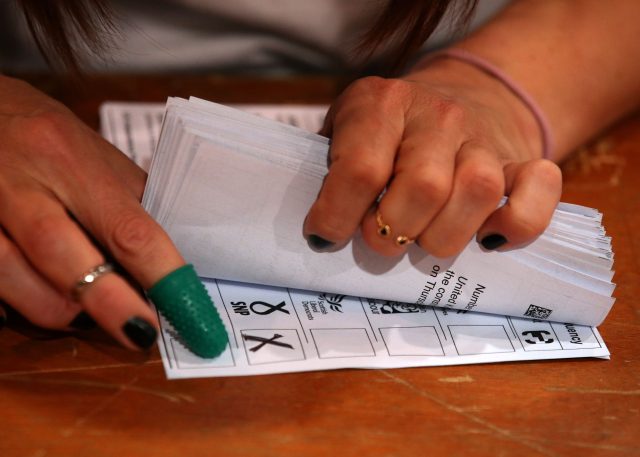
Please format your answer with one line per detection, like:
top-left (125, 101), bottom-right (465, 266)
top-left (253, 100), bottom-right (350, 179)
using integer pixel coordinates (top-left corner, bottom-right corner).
top-left (303, 57), bottom-right (562, 257)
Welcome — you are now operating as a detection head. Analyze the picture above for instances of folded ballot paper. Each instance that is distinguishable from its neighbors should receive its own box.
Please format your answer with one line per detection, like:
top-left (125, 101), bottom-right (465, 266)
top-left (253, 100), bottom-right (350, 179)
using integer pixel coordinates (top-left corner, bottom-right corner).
top-left (102, 99), bottom-right (613, 378)
top-left (142, 97), bottom-right (615, 326)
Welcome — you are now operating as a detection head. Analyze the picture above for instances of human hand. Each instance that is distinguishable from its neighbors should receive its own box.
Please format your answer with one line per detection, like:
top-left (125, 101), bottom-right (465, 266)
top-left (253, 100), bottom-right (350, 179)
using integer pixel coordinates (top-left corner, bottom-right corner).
top-left (0, 75), bottom-right (185, 349)
top-left (304, 57), bottom-right (562, 257)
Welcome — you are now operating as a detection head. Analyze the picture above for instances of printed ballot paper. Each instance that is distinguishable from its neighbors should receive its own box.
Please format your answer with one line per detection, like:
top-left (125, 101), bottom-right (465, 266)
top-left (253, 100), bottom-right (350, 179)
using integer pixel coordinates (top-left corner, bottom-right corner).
top-left (101, 99), bottom-right (613, 379)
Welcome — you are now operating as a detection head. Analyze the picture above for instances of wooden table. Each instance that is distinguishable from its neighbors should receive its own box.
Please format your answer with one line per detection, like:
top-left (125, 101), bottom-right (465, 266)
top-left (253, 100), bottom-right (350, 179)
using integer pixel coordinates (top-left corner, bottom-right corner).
top-left (1, 76), bottom-right (639, 457)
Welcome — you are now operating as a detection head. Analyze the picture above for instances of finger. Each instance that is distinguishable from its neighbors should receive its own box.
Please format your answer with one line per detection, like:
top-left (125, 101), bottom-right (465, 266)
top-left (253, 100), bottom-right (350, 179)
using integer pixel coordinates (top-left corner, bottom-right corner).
top-left (359, 126), bottom-right (460, 257)
top-left (0, 228), bottom-right (81, 329)
top-left (68, 179), bottom-right (229, 356)
top-left (416, 144), bottom-right (505, 258)
top-left (304, 80), bottom-right (408, 247)
top-left (15, 117), bottom-right (189, 348)
top-left (477, 159), bottom-right (562, 250)
top-left (69, 181), bottom-right (185, 288)
top-left (25, 126), bottom-right (186, 288)
top-left (0, 186), bottom-right (159, 350)
top-left (9, 110), bottom-right (172, 286)
top-left (99, 139), bottom-right (148, 199)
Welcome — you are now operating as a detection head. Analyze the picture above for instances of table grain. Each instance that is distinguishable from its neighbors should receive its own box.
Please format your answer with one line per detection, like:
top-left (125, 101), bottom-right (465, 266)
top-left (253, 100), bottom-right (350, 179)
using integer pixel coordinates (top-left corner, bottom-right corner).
top-left (1, 75), bottom-right (638, 457)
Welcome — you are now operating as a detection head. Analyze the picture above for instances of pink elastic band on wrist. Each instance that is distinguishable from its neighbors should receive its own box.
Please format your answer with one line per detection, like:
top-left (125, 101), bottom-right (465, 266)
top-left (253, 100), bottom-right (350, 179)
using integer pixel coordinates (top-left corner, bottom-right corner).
top-left (415, 48), bottom-right (554, 160)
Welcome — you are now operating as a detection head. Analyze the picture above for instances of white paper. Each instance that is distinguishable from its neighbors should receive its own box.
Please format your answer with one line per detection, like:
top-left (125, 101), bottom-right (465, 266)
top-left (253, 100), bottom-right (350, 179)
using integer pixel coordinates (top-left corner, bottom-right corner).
top-left (159, 279), bottom-right (608, 379)
top-left (139, 97), bottom-right (615, 327)
top-left (100, 101), bottom-right (610, 379)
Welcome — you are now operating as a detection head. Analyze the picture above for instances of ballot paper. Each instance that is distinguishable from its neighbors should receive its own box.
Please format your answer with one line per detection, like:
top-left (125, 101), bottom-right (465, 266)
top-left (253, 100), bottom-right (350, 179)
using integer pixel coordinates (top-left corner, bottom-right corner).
top-left (101, 101), bottom-right (611, 379)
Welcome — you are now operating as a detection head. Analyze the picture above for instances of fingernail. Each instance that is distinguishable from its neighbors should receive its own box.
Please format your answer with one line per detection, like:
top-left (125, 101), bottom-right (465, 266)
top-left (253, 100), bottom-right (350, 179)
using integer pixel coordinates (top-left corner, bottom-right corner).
top-left (307, 234), bottom-right (335, 251)
top-left (147, 264), bottom-right (228, 358)
top-left (480, 234), bottom-right (508, 250)
top-left (123, 316), bottom-right (157, 350)
top-left (69, 312), bottom-right (97, 330)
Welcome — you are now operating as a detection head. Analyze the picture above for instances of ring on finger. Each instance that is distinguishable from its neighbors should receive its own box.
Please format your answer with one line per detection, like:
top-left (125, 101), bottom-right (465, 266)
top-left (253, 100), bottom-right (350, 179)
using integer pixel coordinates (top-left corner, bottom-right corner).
top-left (375, 209), bottom-right (415, 247)
top-left (72, 262), bottom-right (115, 300)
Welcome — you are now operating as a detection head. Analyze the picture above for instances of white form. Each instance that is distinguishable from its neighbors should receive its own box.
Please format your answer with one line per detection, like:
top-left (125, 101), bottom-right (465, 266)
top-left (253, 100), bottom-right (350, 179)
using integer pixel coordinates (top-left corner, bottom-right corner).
top-left (113, 99), bottom-right (616, 326)
top-left (100, 102), bottom-right (609, 379)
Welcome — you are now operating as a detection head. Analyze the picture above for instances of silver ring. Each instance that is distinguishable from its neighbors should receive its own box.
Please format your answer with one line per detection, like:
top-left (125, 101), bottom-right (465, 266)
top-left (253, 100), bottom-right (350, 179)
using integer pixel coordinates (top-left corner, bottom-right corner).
top-left (73, 262), bottom-right (115, 300)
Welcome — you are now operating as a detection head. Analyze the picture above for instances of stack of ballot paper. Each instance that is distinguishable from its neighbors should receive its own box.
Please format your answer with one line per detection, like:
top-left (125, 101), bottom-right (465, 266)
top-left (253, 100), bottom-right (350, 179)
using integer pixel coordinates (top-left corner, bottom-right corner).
top-left (141, 97), bottom-right (615, 327)
top-left (101, 99), bottom-right (613, 378)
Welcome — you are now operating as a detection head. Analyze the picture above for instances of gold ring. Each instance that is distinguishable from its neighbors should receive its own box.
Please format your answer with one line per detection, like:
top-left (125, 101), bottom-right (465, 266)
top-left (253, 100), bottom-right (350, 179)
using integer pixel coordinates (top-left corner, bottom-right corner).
top-left (395, 235), bottom-right (415, 247)
top-left (376, 210), bottom-right (391, 237)
top-left (72, 262), bottom-right (115, 300)
top-left (375, 209), bottom-right (415, 247)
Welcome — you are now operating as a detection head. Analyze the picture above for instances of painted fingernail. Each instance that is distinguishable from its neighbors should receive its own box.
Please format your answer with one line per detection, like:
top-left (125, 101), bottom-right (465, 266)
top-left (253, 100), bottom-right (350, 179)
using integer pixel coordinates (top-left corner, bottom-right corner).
top-left (69, 312), bottom-right (97, 330)
top-left (307, 234), bottom-right (335, 251)
top-left (480, 234), bottom-right (508, 250)
top-left (123, 316), bottom-right (157, 350)
top-left (147, 264), bottom-right (228, 358)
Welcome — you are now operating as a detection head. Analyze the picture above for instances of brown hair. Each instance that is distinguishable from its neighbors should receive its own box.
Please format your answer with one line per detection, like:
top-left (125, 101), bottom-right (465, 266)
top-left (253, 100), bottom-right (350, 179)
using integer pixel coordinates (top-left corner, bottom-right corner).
top-left (360, 0), bottom-right (478, 74)
top-left (16, 0), bottom-right (116, 73)
top-left (15, 0), bottom-right (476, 74)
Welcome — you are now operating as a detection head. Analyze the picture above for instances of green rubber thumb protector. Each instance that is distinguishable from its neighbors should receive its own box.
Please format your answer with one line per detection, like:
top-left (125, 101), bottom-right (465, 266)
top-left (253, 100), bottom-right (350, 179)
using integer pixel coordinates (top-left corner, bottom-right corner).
top-left (147, 264), bottom-right (228, 358)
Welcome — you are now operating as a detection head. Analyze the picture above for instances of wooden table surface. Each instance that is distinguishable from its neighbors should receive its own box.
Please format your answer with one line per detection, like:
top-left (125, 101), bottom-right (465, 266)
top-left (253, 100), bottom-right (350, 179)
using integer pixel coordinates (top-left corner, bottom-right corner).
top-left (1, 75), bottom-right (639, 457)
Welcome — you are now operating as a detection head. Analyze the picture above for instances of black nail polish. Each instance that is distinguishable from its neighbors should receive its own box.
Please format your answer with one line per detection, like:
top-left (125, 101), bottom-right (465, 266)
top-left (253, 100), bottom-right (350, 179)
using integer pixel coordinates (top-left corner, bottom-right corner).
top-left (481, 234), bottom-right (508, 250)
top-left (69, 312), bottom-right (97, 330)
top-left (307, 234), bottom-right (335, 251)
top-left (123, 317), bottom-right (157, 350)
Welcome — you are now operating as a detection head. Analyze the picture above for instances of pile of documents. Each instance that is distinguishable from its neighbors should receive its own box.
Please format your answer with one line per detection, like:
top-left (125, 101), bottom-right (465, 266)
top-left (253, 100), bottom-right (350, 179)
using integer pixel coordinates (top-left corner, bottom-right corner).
top-left (101, 99), bottom-right (614, 378)
top-left (142, 97), bottom-right (615, 327)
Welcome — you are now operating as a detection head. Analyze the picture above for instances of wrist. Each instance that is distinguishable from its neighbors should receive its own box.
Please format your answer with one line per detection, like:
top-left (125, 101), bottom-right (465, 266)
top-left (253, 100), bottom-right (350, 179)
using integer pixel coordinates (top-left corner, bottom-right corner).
top-left (406, 51), bottom-right (549, 161)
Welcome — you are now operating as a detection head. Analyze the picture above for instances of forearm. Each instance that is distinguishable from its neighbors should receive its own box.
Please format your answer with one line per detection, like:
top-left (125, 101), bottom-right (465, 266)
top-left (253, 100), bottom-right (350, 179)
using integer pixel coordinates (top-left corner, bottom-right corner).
top-left (445, 0), bottom-right (640, 161)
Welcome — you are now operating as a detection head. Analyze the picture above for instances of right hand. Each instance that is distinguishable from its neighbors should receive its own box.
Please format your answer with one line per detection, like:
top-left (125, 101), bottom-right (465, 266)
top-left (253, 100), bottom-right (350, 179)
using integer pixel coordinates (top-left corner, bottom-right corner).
top-left (0, 75), bottom-right (184, 350)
